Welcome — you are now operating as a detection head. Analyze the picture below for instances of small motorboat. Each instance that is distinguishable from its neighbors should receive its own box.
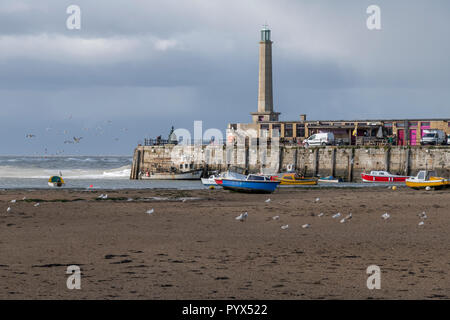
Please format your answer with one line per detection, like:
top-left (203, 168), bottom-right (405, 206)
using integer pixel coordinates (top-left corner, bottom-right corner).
top-left (361, 171), bottom-right (410, 183)
top-left (201, 175), bottom-right (220, 186)
top-left (218, 174), bottom-right (280, 194)
top-left (406, 170), bottom-right (449, 190)
top-left (274, 173), bottom-right (318, 186)
top-left (318, 176), bottom-right (343, 183)
top-left (214, 171), bottom-right (247, 186)
top-left (48, 176), bottom-right (65, 187)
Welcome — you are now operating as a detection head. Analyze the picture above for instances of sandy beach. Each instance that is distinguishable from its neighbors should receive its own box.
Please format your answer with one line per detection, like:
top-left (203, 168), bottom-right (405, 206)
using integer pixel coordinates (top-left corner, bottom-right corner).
top-left (0, 187), bottom-right (449, 299)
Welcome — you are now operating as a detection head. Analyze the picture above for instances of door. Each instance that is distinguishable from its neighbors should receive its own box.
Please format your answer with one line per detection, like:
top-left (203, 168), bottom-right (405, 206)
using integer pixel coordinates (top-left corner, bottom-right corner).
top-left (409, 129), bottom-right (417, 146)
top-left (397, 130), bottom-right (405, 146)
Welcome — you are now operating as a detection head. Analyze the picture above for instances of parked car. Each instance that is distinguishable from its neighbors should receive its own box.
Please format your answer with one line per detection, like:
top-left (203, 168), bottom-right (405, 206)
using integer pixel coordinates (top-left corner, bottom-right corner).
top-left (447, 134), bottom-right (450, 145)
top-left (303, 132), bottom-right (335, 147)
top-left (421, 130), bottom-right (446, 145)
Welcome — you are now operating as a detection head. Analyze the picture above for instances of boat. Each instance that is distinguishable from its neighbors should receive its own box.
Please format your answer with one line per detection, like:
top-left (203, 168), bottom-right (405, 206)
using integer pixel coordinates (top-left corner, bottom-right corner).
top-left (201, 175), bottom-right (220, 186)
top-left (141, 169), bottom-right (203, 180)
top-left (218, 174), bottom-right (280, 194)
top-left (273, 173), bottom-right (318, 186)
top-left (406, 170), bottom-right (449, 190)
top-left (48, 176), bottom-right (65, 187)
top-left (318, 176), bottom-right (343, 183)
top-left (214, 171), bottom-right (247, 186)
top-left (361, 171), bottom-right (410, 183)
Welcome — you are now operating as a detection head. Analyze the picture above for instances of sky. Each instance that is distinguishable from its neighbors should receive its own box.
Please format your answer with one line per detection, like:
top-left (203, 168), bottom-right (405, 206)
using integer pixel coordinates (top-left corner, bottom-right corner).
top-left (0, 0), bottom-right (449, 155)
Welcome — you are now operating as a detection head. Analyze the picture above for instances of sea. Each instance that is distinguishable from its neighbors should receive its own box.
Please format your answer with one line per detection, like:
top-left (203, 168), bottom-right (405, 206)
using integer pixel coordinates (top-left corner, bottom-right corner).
top-left (0, 156), bottom-right (404, 190)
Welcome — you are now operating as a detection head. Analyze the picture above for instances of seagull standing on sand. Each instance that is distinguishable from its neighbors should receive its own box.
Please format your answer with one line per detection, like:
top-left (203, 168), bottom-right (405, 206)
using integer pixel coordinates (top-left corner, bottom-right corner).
top-left (332, 213), bottom-right (341, 219)
top-left (236, 212), bottom-right (248, 222)
top-left (146, 209), bottom-right (154, 215)
top-left (318, 213), bottom-right (324, 217)
top-left (272, 215), bottom-right (280, 220)
top-left (418, 212), bottom-right (427, 219)
top-left (10, 200), bottom-right (16, 203)
top-left (315, 198), bottom-right (320, 202)
top-left (302, 224), bottom-right (311, 229)
top-left (34, 203), bottom-right (40, 207)
top-left (381, 213), bottom-right (390, 220)
top-left (281, 225), bottom-right (289, 230)
top-left (265, 199), bottom-right (271, 203)
top-left (6, 207), bottom-right (11, 212)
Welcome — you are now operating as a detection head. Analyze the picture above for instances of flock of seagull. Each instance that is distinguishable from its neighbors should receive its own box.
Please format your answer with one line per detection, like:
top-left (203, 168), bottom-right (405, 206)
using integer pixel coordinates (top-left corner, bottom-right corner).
top-left (231, 196), bottom-right (429, 229)
top-left (4, 195), bottom-right (430, 230)
top-left (24, 117), bottom-right (129, 155)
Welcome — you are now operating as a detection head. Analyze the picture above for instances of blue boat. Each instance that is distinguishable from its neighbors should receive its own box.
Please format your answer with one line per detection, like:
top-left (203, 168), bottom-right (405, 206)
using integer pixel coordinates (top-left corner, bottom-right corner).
top-left (221, 174), bottom-right (280, 194)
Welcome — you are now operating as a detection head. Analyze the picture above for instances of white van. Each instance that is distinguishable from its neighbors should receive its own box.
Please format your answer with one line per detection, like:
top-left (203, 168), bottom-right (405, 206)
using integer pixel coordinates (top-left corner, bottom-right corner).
top-left (421, 130), bottom-right (446, 145)
top-left (304, 132), bottom-right (335, 147)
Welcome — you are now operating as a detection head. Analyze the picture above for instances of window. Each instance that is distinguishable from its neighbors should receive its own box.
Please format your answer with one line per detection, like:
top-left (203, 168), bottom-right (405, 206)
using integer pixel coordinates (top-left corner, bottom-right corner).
top-left (296, 125), bottom-right (305, 137)
top-left (284, 124), bottom-right (293, 137)
top-left (421, 122), bottom-right (430, 127)
top-left (418, 171), bottom-right (426, 180)
top-left (258, 116), bottom-right (264, 121)
top-left (272, 124), bottom-right (281, 137)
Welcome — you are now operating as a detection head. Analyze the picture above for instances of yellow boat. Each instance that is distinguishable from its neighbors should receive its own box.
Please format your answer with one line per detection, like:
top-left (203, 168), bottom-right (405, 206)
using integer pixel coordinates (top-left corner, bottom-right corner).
top-left (48, 176), bottom-right (65, 187)
top-left (275, 173), bottom-right (318, 186)
top-left (406, 170), bottom-right (449, 190)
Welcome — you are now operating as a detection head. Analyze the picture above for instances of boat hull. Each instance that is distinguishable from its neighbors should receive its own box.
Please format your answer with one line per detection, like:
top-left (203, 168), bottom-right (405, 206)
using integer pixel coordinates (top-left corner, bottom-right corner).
top-left (405, 179), bottom-right (449, 189)
top-left (201, 177), bottom-right (218, 186)
top-left (141, 170), bottom-right (203, 180)
top-left (221, 179), bottom-right (280, 194)
top-left (279, 179), bottom-right (317, 186)
top-left (361, 173), bottom-right (409, 183)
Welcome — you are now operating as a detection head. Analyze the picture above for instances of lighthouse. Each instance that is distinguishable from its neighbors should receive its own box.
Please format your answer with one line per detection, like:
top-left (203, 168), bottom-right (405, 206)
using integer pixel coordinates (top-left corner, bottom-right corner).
top-left (251, 25), bottom-right (280, 123)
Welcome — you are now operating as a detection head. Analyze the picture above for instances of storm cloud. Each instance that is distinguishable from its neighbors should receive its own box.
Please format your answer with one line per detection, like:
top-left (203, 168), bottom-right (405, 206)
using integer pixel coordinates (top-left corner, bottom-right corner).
top-left (0, 0), bottom-right (449, 155)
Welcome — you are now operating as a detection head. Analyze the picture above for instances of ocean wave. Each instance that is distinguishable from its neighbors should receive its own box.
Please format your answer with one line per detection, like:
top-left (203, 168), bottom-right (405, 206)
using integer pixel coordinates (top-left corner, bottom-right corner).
top-left (0, 165), bottom-right (131, 180)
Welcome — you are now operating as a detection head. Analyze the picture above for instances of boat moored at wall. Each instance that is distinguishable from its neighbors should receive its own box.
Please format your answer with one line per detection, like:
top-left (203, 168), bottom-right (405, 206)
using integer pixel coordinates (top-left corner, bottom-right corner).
top-left (361, 171), bottom-right (411, 183)
top-left (406, 170), bottom-right (449, 189)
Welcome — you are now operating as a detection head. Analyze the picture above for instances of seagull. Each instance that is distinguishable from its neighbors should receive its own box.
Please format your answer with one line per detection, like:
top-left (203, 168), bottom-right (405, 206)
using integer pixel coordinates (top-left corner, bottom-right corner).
top-left (10, 200), bottom-right (16, 203)
top-left (381, 213), bottom-right (390, 220)
top-left (281, 225), bottom-right (289, 230)
top-left (98, 194), bottom-right (104, 199)
top-left (235, 212), bottom-right (248, 222)
top-left (127, 198), bottom-right (133, 202)
top-left (272, 215), bottom-right (280, 220)
top-left (6, 207), bottom-right (11, 212)
top-left (22, 196), bottom-right (26, 200)
top-left (340, 218), bottom-right (347, 223)
top-left (26, 134), bottom-right (36, 138)
top-left (265, 198), bottom-right (271, 203)
top-left (318, 213), bottom-right (324, 217)
top-left (34, 203), bottom-right (40, 207)
top-left (302, 224), bottom-right (311, 229)
top-left (315, 198), bottom-right (320, 202)
top-left (418, 212), bottom-right (427, 219)
top-left (345, 213), bottom-right (352, 220)
top-left (332, 213), bottom-right (341, 219)
top-left (73, 137), bottom-right (83, 143)
top-left (146, 209), bottom-right (154, 215)
top-left (418, 221), bottom-right (425, 226)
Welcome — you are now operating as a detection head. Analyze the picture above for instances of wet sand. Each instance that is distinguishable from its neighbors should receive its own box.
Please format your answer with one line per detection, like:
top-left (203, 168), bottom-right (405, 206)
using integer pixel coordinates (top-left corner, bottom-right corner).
top-left (0, 187), bottom-right (449, 299)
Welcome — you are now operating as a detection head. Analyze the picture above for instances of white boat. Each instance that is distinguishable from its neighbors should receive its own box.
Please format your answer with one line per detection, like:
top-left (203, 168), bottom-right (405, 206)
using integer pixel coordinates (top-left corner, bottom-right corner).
top-left (141, 169), bottom-right (203, 180)
top-left (201, 175), bottom-right (219, 186)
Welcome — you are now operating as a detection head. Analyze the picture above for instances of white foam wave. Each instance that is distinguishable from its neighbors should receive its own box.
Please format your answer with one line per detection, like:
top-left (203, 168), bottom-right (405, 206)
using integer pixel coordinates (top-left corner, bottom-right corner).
top-left (0, 165), bottom-right (131, 179)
